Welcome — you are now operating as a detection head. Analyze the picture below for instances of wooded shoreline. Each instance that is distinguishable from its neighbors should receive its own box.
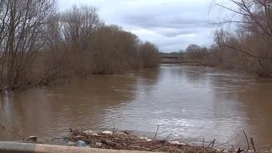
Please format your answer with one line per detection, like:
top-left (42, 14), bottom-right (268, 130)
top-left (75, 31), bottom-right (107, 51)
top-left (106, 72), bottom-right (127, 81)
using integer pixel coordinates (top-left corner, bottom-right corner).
top-left (0, 1), bottom-right (160, 92)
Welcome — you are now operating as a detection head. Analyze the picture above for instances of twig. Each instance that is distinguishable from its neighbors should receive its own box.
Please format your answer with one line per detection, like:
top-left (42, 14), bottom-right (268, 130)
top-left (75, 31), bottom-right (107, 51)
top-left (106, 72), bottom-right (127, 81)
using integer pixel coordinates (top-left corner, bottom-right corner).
top-left (250, 138), bottom-right (256, 153)
top-left (157, 133), bottom-right (173, 149)
top-left (185, 127), bottom-right (203, 140)
top-left (109, 116), bottom-right (116, 133)
top-left (164, 134), bottom-right (172, 141)
top-left (154, 125), bottom-right (160, 139)
top-left (106, 97), bottom-right (116, 133)
top-left (237, 148), bottom-right (244, 153)
top-left (51, 137), bottom-right (68, 141)
top-left (203, 138), bottom-right (206, 153)
top-left (231, 145), bottom-right (234, 153)
top-left (207, 139), bottom-right (216, 148)
top-left (243, 130), bottom-right (250, 152)
top-left (216, 135), bottom-right (237, 148)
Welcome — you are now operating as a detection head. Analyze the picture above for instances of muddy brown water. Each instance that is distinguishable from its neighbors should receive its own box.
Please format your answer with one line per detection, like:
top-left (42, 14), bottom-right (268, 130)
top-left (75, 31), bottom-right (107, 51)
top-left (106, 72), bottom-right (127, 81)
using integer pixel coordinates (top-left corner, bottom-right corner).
top-left (0, 64), bottom-right (272, 149)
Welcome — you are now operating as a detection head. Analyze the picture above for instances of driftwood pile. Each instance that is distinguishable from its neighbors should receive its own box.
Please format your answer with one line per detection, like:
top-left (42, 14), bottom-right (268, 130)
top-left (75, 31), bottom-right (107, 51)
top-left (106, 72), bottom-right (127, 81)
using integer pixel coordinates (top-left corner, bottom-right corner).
top-left (69, 128), bottom-right (222, 153)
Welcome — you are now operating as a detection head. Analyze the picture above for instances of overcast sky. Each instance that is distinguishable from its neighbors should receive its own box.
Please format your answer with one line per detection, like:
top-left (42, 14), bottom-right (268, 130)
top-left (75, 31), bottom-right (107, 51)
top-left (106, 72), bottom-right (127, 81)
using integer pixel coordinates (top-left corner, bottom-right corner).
top-left (58, 0), bottom-right (220, 52)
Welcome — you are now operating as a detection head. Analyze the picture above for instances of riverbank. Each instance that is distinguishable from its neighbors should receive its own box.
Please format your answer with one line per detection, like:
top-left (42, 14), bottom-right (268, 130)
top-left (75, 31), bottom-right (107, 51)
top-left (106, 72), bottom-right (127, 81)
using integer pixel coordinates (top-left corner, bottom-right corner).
top-left (67, 128), bottom-right (271, 153)
top-left (0, 65), bottom-right (160, 94)
top-left (177, 61), bottom-right (272, 79)
top-left (1, 128), bottom-right (269, 153)
top-left (67, 129), bottom-right (223, 153)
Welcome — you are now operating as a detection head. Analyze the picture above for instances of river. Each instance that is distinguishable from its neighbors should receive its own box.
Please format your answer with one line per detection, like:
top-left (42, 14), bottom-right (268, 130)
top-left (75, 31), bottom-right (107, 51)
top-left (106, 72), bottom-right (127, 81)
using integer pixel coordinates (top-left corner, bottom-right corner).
top-left (0, 64), bottom-right (272, 149)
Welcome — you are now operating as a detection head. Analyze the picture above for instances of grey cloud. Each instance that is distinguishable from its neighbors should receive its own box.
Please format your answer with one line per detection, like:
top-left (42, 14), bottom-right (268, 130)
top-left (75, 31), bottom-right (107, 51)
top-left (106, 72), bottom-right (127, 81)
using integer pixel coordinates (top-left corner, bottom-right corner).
top-left (59, 0), bottom-right (216, 52)
top-left (151, 27), bottom-right (200, 37)
top-left (122, 13), bottom-right (209, 29)
top-left (119, 5), bottom-right (211, 39)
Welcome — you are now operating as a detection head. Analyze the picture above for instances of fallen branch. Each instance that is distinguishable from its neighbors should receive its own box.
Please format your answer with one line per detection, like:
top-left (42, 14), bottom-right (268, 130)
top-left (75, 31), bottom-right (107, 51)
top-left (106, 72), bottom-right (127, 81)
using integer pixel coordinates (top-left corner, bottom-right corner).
top-left (101, 139), bottom-right (124, 150)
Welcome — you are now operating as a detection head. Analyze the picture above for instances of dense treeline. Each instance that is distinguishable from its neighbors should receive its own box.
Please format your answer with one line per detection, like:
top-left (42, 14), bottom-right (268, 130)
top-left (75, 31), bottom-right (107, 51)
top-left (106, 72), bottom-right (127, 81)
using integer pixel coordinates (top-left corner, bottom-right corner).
top-left (0, 1), bottom-right (159, 91)
top-left (179, 0), bottom-right (272, 77)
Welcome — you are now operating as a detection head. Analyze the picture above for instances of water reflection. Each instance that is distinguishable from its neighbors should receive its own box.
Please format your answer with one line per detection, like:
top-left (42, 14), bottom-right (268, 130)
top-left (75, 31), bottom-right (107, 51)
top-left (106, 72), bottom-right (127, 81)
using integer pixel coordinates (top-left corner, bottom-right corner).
top-left (236, 81), bottom-right (272, 148)
top-left (0, 75), bottom-right (141, 140)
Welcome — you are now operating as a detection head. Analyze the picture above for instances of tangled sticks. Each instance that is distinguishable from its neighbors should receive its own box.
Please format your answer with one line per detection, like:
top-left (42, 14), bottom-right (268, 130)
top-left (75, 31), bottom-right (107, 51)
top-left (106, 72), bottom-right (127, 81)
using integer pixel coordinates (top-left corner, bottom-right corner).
top-left (69, 128), bottom-right (221, 153)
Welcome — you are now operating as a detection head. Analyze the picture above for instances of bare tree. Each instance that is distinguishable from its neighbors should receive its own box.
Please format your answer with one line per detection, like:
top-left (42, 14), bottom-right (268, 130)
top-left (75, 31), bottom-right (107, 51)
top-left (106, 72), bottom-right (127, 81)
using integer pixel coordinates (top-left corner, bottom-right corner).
top-left (138, 41), bottom-right (159, 68)
top-left (0, 0), bottom-right (56, 88)
top-left (61, 5), bottom-right (102, 53)
top-left (185, 44), bottom-right (208, 59)
top-left (90, 25), bottom-right (141, 74)
top-left (0, 2), bottom-right (161, 91)
top-left (213, 0), bottom-right (272, 76)
top-left (60, 5), bottom-right (103, 76)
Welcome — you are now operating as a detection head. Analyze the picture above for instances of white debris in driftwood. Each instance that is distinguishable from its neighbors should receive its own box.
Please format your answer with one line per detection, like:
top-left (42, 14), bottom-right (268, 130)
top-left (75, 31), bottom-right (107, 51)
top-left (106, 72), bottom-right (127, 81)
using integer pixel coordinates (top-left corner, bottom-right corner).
top-left (102, 131), bottom-right (113, 135)
top-left (83, 130), bottom-right (98, 136)
top-left (170, 140), bottom-right (185, 145)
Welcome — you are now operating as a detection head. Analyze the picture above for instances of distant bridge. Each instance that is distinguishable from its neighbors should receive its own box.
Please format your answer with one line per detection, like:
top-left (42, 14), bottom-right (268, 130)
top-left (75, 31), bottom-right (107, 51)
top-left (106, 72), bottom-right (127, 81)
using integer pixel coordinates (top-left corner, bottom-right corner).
top-left (159, 53), bottom-right (180, 63)
top-left (159, 53), bottom-right (201, 64)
